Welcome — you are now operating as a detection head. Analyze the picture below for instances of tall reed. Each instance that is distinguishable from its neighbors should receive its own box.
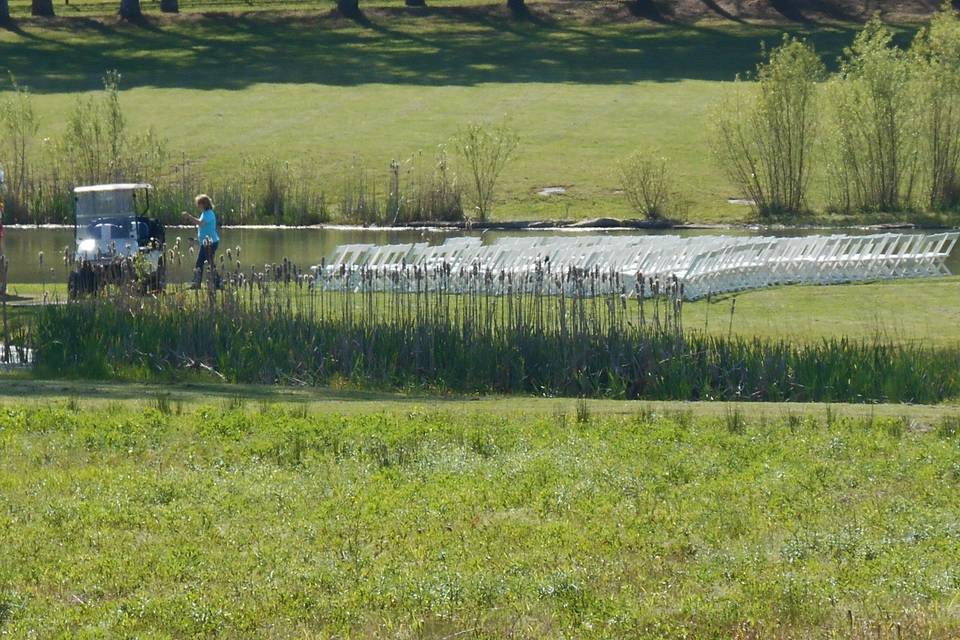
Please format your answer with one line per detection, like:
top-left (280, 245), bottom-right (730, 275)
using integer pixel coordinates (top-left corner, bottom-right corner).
top-left (27, 254), bottom-right (960, 403)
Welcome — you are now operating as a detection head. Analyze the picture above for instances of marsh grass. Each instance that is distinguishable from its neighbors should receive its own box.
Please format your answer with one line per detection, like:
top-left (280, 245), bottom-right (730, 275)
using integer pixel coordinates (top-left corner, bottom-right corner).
top-left (724, 403), bottom-right (746, 433)
top-left (25, 253), bottom-right (960, 403)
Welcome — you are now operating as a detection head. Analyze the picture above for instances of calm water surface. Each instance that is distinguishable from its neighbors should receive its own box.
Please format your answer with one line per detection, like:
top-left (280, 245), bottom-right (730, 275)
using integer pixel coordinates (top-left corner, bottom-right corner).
top-left (2, 225), bottom-right (958, 284)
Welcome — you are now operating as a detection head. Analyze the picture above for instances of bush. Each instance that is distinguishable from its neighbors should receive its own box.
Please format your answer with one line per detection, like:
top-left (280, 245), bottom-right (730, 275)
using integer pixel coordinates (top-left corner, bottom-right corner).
top-left (911, 3), bottom-right (960, 212)
top-left (710, 35), bottom-right (823, 219)
top-left (454, 122), bottom-right (518, 221)
top-left (824, 16), bottom-right (919, 214)
top-left (58, 70), bottom-right (168, 188)
top-left (0, 75), bottom-right (39, 223)
top-left (393, 145), bottom-right (464, 223)
top-left (236, 156), bottom-right (329, 225)
top-left (617, 152), bottom-right (685, 221)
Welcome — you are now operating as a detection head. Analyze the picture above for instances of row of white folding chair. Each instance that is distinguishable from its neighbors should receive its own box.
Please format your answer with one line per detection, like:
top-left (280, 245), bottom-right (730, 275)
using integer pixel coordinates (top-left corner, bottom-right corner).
top-left (686, 235), bottom-right (847, 298)
top-left (321, 232), bottom-right (957, 298)
top-left (891, 233), bottom-right (957, 276)
top-left (681, 239), bottom-right (780, 298)
top-left (326, 243), bottom-right (373, 269)
top-left (821, 234), bottom-right (928, 281)
top-left (681, 233), bottom-right (957, 298)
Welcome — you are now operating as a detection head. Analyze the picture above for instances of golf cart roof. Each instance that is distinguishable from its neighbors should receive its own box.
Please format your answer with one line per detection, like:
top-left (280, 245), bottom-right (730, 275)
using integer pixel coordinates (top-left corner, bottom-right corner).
top-left (74, 183), bottom-right (153, 194)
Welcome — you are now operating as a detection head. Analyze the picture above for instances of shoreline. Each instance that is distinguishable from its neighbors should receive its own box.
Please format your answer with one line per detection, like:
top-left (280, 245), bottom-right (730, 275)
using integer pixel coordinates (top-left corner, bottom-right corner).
top-left (3, 219), bottom-right (954, 233)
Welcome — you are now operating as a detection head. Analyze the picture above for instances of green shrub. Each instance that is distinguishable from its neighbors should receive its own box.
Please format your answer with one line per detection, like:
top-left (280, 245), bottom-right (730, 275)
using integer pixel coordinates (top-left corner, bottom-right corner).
top-left (824, 16), bottom-right (919, 214)
top-left (911, 4), bottom-right (960, 212)
top-left (710, 35), bottom-right (823, 219)
top-left (616, 151), bottom-right (686, 221)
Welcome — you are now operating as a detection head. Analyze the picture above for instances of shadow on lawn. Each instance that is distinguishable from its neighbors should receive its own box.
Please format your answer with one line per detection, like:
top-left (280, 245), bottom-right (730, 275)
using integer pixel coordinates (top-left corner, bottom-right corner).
top-left (0, 8), bottom-right (896, 93)
top-left (0, 377), bottom-right (436, 404)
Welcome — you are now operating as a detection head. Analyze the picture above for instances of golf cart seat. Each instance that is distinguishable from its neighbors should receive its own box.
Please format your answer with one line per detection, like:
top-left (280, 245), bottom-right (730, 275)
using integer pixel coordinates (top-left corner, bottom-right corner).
top-left (136, 217), bottom-right (165, 246)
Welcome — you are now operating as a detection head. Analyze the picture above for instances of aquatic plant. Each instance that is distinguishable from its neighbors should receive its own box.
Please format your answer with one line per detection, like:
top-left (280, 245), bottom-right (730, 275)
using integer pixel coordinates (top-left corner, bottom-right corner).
top-left (27, 253), bottom-right (960, 403)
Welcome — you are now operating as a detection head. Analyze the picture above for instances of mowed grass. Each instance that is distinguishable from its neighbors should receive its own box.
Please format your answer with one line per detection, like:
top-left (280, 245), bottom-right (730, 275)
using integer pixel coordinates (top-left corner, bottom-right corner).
top-left (683, 276), bottom-right (960, 347)
top-left (0, 398), bottom-right (959, 637)
top-left (0, 9), bottom-right (892, 221)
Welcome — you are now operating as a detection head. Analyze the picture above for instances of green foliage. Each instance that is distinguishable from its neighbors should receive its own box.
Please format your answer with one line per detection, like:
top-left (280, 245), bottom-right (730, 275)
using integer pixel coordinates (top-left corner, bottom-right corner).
top-left (0, 403), bottom-right (959, 637)
top-left (911, 3), bottom-right (960, 211)
top-left (616, 151), bottom-right (686, 221)
top-left (710, 35), bottom-right (824, 218)
top-left (0, 75), bottom-right (38, 221)
top-left (453, 122), bottom-right (518, 221)
top-left (824, 16), bottom-right (919, 213)
top-left (235, 156), bottom-right (330, 225)
top-left (394, 145), bottom-right (464, 223)
top-left (59, 70), bottom-right (169, 188)
top-left (574, 397), bottom-right (590, 424)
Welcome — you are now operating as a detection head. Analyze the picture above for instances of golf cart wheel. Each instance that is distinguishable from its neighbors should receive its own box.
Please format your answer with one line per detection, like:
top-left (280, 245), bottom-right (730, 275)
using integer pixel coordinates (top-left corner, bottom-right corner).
top-left (156, 259), bottom-right (166, 293)
top-left (68, 271), bottom-right (80, 301)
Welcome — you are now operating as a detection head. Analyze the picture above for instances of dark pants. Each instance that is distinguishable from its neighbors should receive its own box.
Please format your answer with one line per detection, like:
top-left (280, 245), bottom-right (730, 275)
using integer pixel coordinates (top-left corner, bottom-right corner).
top-left (194, 241), bottom-right (220, 288)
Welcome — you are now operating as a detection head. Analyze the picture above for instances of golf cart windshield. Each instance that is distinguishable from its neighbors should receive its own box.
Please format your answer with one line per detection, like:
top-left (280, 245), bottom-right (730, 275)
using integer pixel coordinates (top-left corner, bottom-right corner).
top-left (74, 185), bottom-right (152, 259)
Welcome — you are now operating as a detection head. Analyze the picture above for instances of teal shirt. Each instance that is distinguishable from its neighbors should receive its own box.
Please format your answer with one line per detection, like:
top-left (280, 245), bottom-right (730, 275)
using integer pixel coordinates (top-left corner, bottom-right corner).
top-left (198, 208), bottom-right (220, 245)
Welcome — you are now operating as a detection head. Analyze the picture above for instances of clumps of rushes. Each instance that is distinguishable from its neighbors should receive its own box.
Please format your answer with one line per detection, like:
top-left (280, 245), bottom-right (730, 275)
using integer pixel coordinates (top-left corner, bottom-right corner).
top-left (23, 251), bottom-right (960, 404)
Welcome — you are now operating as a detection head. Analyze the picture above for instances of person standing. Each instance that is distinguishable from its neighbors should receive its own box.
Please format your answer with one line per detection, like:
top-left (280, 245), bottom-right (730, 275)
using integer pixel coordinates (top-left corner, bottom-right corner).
top-left (182, 194), bottom-right (220, 289)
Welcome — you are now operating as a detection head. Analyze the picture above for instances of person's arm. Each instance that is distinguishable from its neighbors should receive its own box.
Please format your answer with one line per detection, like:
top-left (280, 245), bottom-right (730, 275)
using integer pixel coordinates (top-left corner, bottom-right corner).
top-left (182, 211), bottom-right (201, 225)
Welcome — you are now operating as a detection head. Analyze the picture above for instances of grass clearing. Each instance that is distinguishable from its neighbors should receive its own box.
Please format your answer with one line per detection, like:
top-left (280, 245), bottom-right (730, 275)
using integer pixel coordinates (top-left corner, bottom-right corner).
top-left (682, 276), bottom-right (960, 347)
top-left (0, 9), bottom-right (916, 221)
top-left (0, 398), bottom-right (958, 637)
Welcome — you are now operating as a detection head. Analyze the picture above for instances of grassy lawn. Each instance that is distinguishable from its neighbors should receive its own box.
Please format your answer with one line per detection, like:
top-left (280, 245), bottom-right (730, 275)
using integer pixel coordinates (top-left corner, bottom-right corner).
top-left (0, 9), bottom-right (906, 222)
top-left (0, 395), bottom-right (958, 637)
top-left (683, 276), bottom-right (960, 347)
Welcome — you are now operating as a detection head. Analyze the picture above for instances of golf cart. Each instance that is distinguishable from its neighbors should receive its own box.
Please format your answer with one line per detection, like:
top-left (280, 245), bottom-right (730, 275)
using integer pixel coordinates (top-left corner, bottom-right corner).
top-left (68, 183), bottom-right (166, 299)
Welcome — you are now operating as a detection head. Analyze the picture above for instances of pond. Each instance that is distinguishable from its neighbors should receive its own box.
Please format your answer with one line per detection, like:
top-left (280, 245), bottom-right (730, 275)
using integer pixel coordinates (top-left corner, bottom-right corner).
top-left (2, 225), bottom-right (958, 285)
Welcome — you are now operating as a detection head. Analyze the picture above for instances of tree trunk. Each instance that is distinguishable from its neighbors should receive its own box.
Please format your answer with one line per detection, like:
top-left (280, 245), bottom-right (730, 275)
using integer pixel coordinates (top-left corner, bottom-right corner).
top-left (31, 0), bottom-right (54, 16)
top-left (0, 0), bottom-right (10, 22)
top-left (160, 0), bottom-right (178, 12)
top-left (337, 0), bottom-right (359, 15)
top-left (119, 0), bottom-right (142, 19)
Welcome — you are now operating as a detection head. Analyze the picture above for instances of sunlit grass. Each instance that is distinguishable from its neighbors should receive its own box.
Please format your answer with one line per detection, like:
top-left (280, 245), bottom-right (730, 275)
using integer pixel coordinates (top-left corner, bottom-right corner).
top-left (1, 401), bottom-right (958, 637)
top-left (0, 9), bottom-right (888, 222)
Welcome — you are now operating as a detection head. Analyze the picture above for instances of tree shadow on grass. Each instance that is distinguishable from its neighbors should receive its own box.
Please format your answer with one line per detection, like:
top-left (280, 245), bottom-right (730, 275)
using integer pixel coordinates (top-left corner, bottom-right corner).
top-left (0, 377), bottom-right (483, 406)
top-left (0, 9), bottom-right (881, 93)
top-left (0, 18), bottom-right (44, 41)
